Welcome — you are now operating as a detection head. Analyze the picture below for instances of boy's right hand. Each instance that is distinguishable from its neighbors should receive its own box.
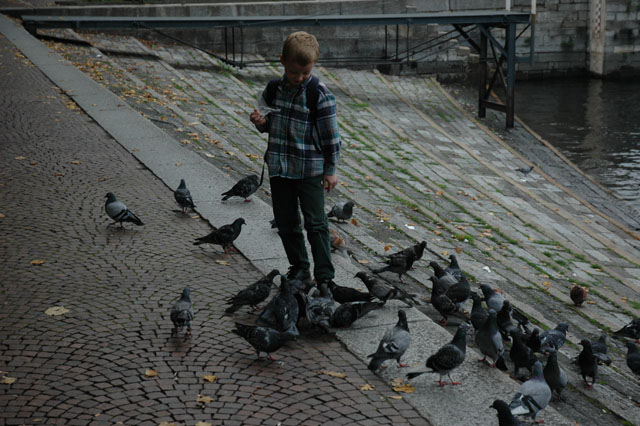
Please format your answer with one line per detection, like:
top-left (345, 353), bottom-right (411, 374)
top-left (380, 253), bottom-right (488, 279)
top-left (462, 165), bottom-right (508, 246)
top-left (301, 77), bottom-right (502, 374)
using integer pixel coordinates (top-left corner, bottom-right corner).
top-left (250, 109), bottom-right (267, 126)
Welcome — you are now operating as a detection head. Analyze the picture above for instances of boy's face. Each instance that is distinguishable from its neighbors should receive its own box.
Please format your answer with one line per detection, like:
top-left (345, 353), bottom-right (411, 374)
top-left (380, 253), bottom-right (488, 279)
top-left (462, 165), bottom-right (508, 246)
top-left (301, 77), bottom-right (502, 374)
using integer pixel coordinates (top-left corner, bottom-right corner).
top-left (280, 55), bottom-right (314, 87)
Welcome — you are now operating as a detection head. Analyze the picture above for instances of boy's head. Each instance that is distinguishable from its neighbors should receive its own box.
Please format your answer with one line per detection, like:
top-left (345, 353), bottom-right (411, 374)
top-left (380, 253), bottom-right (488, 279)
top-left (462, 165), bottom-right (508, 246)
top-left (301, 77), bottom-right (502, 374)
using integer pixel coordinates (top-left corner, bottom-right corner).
top-left (280, 31), bottom-right (319, 87)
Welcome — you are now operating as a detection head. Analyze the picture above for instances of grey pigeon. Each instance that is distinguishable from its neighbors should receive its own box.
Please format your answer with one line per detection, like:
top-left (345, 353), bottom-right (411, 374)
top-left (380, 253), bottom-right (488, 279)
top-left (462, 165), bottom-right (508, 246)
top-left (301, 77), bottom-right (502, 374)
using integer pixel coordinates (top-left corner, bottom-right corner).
top-left (407, 323), bottom-right (468, 386)
top-left (570, 284), bottom-right (587, 306)
top-left (329, 228), bottom-right (354, 260)
top-left (510, 330), bottom-right (537, 379)
top-left (373, 251), bottom-right (414, 282)
top-left (368, 310), bottom-right (411, 371)
top-left (105, 192), bottom-right (144, 227)
top-left (327, 281), bottom-right (372, 304)
top-left (429, 261), bottom-right (458, 289)
top-left (480, 283), bottom-right (504, 312)
top-left (224, 269), bottom-right (279, 314)
top-left (305, 282), bottom-right (335, 331)
top-left (544, 348), bottom-right (568, 401)
top-left (539, 323), bottom-right (569, 352)
top-left (509, 361), bottom-right (551, 422)
top-left (614, 318), bottom-right (640, 341)
top-left (625, 341), bottom-right (640, 376)
top-left (221, 174), bottom-right (260, 202)
top-left (256, 276), bottom-right (299, 337)
top-left (578, 339), bottom-right (598, 389)
top-left (491, 399), bottom-right (523, 426)
top-left (170, 287), bottom-right (194, 341)
top-left (590, 334), bottom-right (612, 366)
top-left (445, 254), bottom-right (463, 280)
top-left (327, 201), bottom-right (354, 222)
top-left (193, 218), bottom-right (246, 253)
top-left (355, 272), bottom-right (419, 306)
top-left (233, 322), bottom-right (294, 360)
top-left (515, 165), bottom-right (534, 176)
top-left (475, 309), bottom-right (508, 370)
top-left (330, 300), bottom-right (384, 328)
top-left (174, 179), bottom-right (195, 213)
top-left (470, 292), bottom-right (489, 330)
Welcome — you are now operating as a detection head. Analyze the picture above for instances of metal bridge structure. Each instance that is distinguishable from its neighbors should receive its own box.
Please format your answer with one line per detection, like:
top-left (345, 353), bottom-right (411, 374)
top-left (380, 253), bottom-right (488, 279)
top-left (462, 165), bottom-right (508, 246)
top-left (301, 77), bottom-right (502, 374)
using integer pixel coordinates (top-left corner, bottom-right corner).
top-left (8, 10), bottom-right (534, 128)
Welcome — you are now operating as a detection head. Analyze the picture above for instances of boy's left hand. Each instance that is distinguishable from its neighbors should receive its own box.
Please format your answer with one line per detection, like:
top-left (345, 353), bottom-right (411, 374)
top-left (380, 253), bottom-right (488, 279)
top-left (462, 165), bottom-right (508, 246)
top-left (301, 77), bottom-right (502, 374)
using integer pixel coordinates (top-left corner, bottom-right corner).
top-left (323, 174), bottom-right (338, 192)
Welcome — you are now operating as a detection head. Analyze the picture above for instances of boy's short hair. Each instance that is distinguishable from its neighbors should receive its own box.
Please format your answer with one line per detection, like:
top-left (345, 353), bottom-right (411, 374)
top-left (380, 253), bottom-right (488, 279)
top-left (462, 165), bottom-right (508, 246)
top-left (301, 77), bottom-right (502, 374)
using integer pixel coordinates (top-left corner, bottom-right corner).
top-left (282, 31), bottom-right (319, 65)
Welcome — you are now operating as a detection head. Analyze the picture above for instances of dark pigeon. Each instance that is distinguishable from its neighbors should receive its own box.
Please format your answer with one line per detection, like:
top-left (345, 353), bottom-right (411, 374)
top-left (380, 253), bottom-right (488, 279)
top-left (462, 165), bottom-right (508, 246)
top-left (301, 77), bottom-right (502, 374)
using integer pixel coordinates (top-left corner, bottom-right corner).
top-left (221, 174), bottom-right (260, 202)
top-left (407, 323), bottom-right (469, 386)
top-left (171, 287), bottom-right (194, 341)
top-left (105, 192), bottom-right (144, 227)
top-left (590, 334), bottom-right (612, 366)
top-left (330, 300), bottom-right (384, 328)
top-left (446, 275), bottom-right (471, 307)
top-left (509, 361), bottom-right (551, 423)
top-left (429, 261), bottom-right (458, 289)
top-left (540, 323), bottom-right (569, 353)
top-left (480, 283), bottom-right (504, 312)
top-left (510, 330), bottom-right (537, 380)
top-left (614, 318), bottom-right (640, 342)
top-left (515, 165), bottom-right (534, 176)
top-left (368, 310), bottom-right (411, 371)
top-left (355, 272), bottom-right (419, 306)
top-left (445, 254), bottom-right (463, 280)
top-left (544, 348), bottom-right (568, 401)
top-left (429, 276), bottom-right (460, 326)
top-left (578, 339), bottom-right (598, 389)
top-left (193, 218), bottom-right (246, 253)
top-left (570, 284), bottom-right (587, 306)
top-left (491, 399), bottom-right (523, 426)
top-left (327, 201), bottom-right (355, 222)
top-left (525, 328), bottom-right (542, 353)
top-left (304, 282), bottom-right (335, 331)
top-left (372, 251), bottom-right (415, 282)
top-left (625, 341), bottom-right (640, 376)
top-left (256, 276), bottom-right (299, 337)
top-left (174, 179), bottom-right (195, 213)
top-left (388, 241), bottom-right (427, 269)
top-left (224, 269), bottom-right (279, 314)
top-left (327, 281), bottom-right (372, 304)
top-left (475, 309), bottom-right (508, 370)
top-left (497, 300), bottom-right (518, 341)
top-left (470, 292), bottom-right (489, 330)
top-left (233, 322), bottom-right (294, 360)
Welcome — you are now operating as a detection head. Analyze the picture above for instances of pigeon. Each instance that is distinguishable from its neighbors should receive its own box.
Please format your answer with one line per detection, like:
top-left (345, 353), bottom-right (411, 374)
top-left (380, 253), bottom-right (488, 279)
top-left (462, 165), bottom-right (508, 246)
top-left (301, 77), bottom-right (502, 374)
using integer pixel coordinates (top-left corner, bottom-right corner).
top-left (509, 361), bottom-right (551, 423)
top-left (625, 341), bottom-right (640, 376)
top-left (193, 218), bottom-right (246, 253)
top-left (174, 179), bottom-right (195, 213)
top-left (429, 261), bottom-right (458, 289)
top-left (525, 328), bottom-right (542, 353)
top-left (446, 275), bottom-right (471, 307)
top-left (543, 348), bottom-right (568, 401)
top-left (475, 309), bottom-right (508, 370)
top-left (479, 284), bottom-right (504, 312)
top-left (233, 322), bottom-right (294, 360)
top-left (407, 323), bottom-right (469, 386)
top-left (497, 300), bottom-right (518, 341)
top-left (256, 276), bottom-right (299, 337)
top-left (510, 330), bottom-right (537, 379)
top-left (590, 334), bottom-right (612, 366)
top-left (327, 201), bottom-right (355, 222)
top-left (372, 251), bottom-right (414, 282)
top-left (327, 281), bottom-right (372, 304)
top-left (355, 272), bottom-right (419, 306)
top-left (613, 318), bottom-right (640, 342)
top-left (170, 287), bottom-right (194, 341)
top-left (368, 310), bottom-right (411, 371)
top-left (388, 241), bottom-right (427, 269)
top-left (578, 339), bottom-right (598, 389)
top-left (491, 399), bottom-right (523, 426)
top-left (221, 174), bottom-right (260, 202)
top-left (511, 307), bottom-right (532, 334)
top-left (445, 254), bottom-right (464, 280)
top-left (429, 276), bottom-right (460, 326)
top-left (329, 228), bottom-right (354, 260)
top-left (330, 300), bottom-right (384, 328)
top-left (539, 323), bottom-right (569, 352)
top-left (304, 282), bottom-right (335, 331)
top-left (470, 292), bottom-right (489, 330)
top-left (570, 284), bottom-right (587, 306)
top-left (515, 165), bottom-right (534, 176)
top-left (104, 192), bottom-right (144, 227)
top-left (224, 269), bottom-right (279, 314)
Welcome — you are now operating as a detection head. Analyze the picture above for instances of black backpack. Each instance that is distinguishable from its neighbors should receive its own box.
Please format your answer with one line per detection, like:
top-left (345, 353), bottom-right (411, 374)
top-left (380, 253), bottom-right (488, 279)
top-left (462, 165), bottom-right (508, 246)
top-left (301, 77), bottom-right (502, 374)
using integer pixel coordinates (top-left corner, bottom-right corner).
top-left (264, 75), bottom-right (321, 124)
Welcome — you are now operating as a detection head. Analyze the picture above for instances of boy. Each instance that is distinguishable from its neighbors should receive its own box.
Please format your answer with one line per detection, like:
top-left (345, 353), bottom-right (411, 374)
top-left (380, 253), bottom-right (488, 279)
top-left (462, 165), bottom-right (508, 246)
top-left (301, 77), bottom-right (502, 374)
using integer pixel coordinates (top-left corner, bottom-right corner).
top-left (250, 31), bottom-right (341, 287)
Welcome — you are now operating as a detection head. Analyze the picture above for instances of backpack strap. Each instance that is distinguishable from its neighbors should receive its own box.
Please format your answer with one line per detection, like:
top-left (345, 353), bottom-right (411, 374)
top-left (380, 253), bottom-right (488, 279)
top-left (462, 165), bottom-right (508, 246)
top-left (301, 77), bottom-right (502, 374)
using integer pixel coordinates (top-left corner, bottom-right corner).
top-left (265, 76), bottom-right (321, 124)
top-left (265, 78), bottom-right (280, 108)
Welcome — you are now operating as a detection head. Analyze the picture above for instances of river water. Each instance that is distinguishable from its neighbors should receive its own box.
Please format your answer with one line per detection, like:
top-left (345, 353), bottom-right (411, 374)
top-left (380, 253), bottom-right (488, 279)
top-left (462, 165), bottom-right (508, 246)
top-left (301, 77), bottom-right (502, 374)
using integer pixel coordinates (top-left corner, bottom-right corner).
top-left (514, 78), bottom-right (640, 211)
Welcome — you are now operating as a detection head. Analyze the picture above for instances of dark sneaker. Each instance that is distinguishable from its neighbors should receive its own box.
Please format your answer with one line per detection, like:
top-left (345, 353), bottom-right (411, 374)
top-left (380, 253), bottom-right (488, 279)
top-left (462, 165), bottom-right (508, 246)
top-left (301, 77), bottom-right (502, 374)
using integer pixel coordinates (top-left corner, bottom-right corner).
top-left (286, 266), bottom-right (311, 282)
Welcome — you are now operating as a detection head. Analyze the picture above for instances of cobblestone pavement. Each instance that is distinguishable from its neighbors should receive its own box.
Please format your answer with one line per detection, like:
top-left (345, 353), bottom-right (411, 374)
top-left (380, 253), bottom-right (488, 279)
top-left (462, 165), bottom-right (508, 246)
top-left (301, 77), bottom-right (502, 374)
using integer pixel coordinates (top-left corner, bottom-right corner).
top-left (0, 34), bottom-right (430, 425)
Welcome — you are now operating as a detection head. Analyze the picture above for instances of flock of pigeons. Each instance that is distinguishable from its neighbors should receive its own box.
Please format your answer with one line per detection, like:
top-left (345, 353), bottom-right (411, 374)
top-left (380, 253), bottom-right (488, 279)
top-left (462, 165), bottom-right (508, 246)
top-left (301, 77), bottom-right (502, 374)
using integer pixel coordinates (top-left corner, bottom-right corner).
top-left (104, 175), bottom-right (640, 425)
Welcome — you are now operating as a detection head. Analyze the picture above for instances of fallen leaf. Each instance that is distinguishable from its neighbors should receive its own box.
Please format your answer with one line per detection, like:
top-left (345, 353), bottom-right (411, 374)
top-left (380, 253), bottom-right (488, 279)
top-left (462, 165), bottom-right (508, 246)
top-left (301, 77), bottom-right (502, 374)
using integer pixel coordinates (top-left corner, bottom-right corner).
top-left (351, 218), bottom-right (359, 226)
top-left (30, 161), bottom-right (37, 166)
top-left (360, 383), bottom-right (374, 391)
top-left (391, 378), bottom-right (404, 387)
top-left (0, 213), bottom-right (5, 219)
top-left (195, 422), bottom-right (212, 426)
top-left (393, 382), bottom-right (415, 393)
top-left (586, 300), bottom-right (596, 305)
top-left (204, 153), bottom-right (215, 158)
top-left (15, 156), bottom-right (26, 160)
top-left (621, 297), bottom-right (628, 303)
top-left (158, 423), bottom-right (176, 426)
top-left (196, 394), bottom-right (213, 404)
top-left (202, 375), bottom-right (217, 383)
top-left (404, 224), bottom-right (415, 230)
top-left (358, 259), bottom-right (369, 264)
top-left (175, 162), bottom-right (182, 167)
top-left (191, 215), bottom-right (200, 219)
top-left (320, 370), bottom-right (346, 379)
top-left (144, 369), bottom-right (158, 377)
top-left (542, 281), bottom-right (551, 288)
top-left (441, 251), bottom-right (449, 256)
top-left (436, 191), bottom-right (443, 196)
top-left (1, 376), bottom-right (17, 384)
top-left (54, 172), bottom-right (64, 177)
top-left (71, 160), bottom-right (81, 165)
top-left (30, 259), bottom-right (46, 265)
top-left (215, 260), bottom-right (230, 266)
top-left (433, 230), bottom-right (441, 235)
top-left (384, 244), bottom-right (391, 252)
top-left (388, 395), bottom-right (403, 400)
top-left (455, 247), bottom-right (463, 254)
top-left (44, 306), bottom-right (69, 316)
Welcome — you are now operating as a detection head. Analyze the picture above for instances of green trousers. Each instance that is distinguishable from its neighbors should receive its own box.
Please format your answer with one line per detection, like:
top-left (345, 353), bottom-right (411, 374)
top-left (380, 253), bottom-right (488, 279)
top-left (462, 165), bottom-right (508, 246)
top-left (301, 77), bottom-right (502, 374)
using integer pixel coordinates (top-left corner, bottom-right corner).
top-left (270, 175), bottom-right (334, 282)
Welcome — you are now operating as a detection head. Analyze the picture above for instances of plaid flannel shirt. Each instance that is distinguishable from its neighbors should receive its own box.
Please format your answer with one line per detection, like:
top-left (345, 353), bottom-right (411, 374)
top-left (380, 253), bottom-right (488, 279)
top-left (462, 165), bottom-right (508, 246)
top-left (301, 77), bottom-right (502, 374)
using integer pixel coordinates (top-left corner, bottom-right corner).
top-left (256, 75), bottom-right (341, 179)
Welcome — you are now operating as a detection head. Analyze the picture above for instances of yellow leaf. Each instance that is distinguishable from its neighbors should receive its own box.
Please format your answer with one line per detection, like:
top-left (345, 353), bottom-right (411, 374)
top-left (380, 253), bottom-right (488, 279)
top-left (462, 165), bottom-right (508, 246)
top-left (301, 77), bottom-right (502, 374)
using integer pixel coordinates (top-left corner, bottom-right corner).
top-left (71, 160), bottom-right (81, 165)
top-left (196, 394), bottom-right (213, 404)
top-left (0, 213), bottom-right (5, 219)
top-left (388, 395), bottom-right (403, 400)
top-left (195, 422), bottom-right (212, 426)
top-left (433, 230), bottom-right (441, 235)
top-left (391, 378), bottom-right (404, 387)
top-left (436, 191), bottom-right (443, 196)
top-left (320, 370), bottom-right (346, 379)
top-left (44, 306), bottom-right (69, 316)
top-left (358, 259), bottom-right (369, 264)
top-left (30, 259), bottom-right (46, 265)
top-left (215, 260), bottom-right (230, 266)
top-left (175, 162), bottom-right (182, 167)
top-left (542, 281), bottom-right (551, 287)
top-left (587, 300), bottom-right (596, 305)
top-left (455, 247), bottom-right (463, 254)
top-left (30, 161), bottom-right (37, 166)
top-left (621, 297), bottom-right (628, 303)
top-left (55, 172), bottom-right (64, 177)
top-left (203, 375), bottom-right (217, 383)
top-left (15, 156), bottom-right (26, 160)
top-left (441, 251), bottom-right (449, 256)
top-left (180, 139), bottom-right (192, 145)
top-left (191, 215), bottom-right (200, 220)
top-left (1, 376), bottom-right (17, 384)
top-left (158, 423), bottom-right (176, 426)
top-left (246, 153), bottom-right (260, 159)
top-left (360, 383), bottom-right (374, 391)
top-left (393, 383), bottom-right (415, 393)
top-left (144, 369), bottom-right (158, 377)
